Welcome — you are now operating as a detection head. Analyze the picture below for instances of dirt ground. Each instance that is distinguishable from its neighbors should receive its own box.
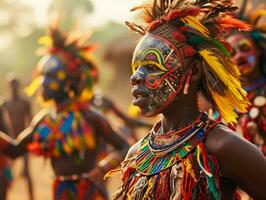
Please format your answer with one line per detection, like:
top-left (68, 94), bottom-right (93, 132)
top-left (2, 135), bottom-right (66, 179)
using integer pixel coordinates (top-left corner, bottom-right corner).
top-left (7, 155), bottom-right (121, 200)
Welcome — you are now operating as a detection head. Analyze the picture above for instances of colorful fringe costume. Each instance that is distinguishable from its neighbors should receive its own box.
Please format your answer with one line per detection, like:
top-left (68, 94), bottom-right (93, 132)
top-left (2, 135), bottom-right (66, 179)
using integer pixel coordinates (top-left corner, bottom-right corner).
top-left (114, 113), bottom-right (224, 200)
top-left (53, 177), bottom-right (107, 200)
top-left (27, 102), bottom-right (96, 159)
top-left (111, 0), bottom-right (251, 199)
top-left (24, 22), bottom-right (109, 200)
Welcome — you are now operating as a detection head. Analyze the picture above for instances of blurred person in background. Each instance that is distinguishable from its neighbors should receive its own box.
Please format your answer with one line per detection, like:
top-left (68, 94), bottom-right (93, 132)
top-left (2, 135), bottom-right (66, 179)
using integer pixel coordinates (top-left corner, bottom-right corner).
top-left (1, 74), bottom-right (34, 200)
top-left (227, 0), bottom-right (266, 155)
top-left (0, 22), bottom-right (129, 200)
top-left (0, 107), bottom-right (11, 200)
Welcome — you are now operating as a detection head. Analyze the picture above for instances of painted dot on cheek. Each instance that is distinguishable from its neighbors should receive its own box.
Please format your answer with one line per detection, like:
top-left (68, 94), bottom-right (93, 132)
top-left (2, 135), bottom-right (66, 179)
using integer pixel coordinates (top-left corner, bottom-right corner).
top-left (247, 55), bottom-right (256, 65)
top-left (49, 81), bottom-right (59, 91)
top-left (57, 71), bottom-right (66, 80)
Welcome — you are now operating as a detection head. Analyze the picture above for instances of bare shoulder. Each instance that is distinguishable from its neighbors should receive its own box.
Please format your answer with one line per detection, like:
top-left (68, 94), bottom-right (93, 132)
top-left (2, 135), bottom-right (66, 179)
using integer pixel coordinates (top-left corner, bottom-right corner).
top-left (204, 123), bottom-right (252, 156)
top-left (83, 107), bottom-right (105, 123)
top-left (204, 123), bottom-right (266, 178)
top-left (21, 97), bottom-right (31, 107)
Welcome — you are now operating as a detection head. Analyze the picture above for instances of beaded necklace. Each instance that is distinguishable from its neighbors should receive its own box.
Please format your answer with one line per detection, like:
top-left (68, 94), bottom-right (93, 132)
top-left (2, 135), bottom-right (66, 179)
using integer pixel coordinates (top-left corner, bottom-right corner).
top-left (136, 112), bottom-right (209, 175)
top-left (114, 113), bottom-right (222, 200)
top-left (28, 101), bottom-right (96, 159)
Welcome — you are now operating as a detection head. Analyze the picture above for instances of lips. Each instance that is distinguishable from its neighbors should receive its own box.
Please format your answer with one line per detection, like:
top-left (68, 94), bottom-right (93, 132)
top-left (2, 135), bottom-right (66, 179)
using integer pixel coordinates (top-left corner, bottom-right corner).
top-left (236, 59), bottom-right (251, 72)
top-left (237, 59), bottom-right (248, 66)
top-left (131, 87), bottom-right (149, 107)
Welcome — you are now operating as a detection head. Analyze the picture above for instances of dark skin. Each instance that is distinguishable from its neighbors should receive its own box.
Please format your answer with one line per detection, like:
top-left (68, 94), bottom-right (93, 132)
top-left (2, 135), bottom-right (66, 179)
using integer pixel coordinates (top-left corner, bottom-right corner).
top-left (127, 60), bottom-right (266, 200)
top-left (0, 67), bottom-right (129, 183)
top-left (92, 95), bottom-right (152, 128)
top-left (1, 108), bottom-right (128, 177)
top-left (92, 95), bottom-right (152, 144)
top-left (1, 78), bottom-right (34, 200)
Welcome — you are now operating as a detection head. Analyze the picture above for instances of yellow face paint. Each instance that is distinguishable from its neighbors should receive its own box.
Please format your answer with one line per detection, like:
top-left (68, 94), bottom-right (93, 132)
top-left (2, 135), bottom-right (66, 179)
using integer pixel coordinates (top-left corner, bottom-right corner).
top-left (57, 70), bottom-right (66, 80)
top-left (49, 81), bottom-right (59, 91)
top-left (239, 38), bottom-right (252, 50)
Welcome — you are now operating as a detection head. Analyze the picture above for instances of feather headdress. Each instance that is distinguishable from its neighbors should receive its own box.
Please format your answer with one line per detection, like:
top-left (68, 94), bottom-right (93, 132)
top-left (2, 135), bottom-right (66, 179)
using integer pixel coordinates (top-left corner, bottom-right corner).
top-left (127, 0), bottom-right (251, 123)
top-left (235, 0), bottom-right (266, 77)
top-left (25, 20), bottom-right (98, 100)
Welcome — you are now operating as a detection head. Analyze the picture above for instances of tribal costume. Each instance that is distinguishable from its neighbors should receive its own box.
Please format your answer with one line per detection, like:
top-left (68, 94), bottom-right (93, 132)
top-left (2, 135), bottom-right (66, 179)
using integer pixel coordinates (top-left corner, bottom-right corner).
top-left (110, 0), bottom-right (251, 199)
top-left (24, 24), bottom-right (120, 200)
top-left (227, 2), bottom-right (266, 155)
top-left (115, 113), bottom-right (223, 200)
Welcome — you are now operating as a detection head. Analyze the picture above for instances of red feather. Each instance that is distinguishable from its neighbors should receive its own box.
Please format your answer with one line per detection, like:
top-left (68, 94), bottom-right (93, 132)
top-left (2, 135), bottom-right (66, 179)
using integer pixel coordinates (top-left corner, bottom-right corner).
top-left (164, 8), bottom-right (202, 21)
top-left (217, 15), bottom-right (252, 31)
top-left (148, 19), bottom-right (163, 32)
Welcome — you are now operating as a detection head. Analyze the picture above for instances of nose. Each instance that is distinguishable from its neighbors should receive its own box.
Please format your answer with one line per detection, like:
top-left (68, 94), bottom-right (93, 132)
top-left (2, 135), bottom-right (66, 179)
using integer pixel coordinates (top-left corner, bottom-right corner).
top-left (130, 67), bottom-right (146, 86)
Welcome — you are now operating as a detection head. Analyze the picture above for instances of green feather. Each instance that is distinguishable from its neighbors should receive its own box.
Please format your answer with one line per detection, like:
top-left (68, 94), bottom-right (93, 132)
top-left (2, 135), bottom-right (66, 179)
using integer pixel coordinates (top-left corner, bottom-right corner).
top-left (209, 39), bottom-right (231, 57)
top-left (188, 35), bottom-right (230, 57)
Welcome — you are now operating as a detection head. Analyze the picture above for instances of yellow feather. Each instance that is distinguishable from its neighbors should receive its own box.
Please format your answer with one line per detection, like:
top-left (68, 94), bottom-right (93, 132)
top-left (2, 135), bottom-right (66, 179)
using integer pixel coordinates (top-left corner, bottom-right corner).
top-left (24, 76), bottom-right (43, 97)
top-left (181, 15), bottom-right (209, 37)
top-left (250, 9), bottom-right (266, 25)
top-left (200, 49), bottom-right (250, 123)
top-left (38, 35), bottom-right (52, 46)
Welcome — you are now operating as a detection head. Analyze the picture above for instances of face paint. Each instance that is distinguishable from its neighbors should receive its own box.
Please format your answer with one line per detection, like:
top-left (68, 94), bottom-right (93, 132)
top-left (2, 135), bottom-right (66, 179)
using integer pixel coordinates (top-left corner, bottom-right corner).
top-left (49, 81), bottom-right (59, 91)
top-left (131, 33), bottom-right (188, 116)
top-left (57, 70), bottom-right (66, 81)
top-left (39, 55), bottom-right (68, 101)
top-left (227, 34), bottom-right (259, 75)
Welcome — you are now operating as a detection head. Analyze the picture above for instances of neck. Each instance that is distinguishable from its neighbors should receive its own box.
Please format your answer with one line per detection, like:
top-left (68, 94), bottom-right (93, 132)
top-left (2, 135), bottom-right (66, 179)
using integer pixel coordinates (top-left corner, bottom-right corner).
top-left (243, 65), bottom-right (263, 86)
top-left (11, 93), bottom-right (19, 100)
top-left (161, 91), bottom-right (200, 133)
top-left (55, 98), bottom-right (72, 111)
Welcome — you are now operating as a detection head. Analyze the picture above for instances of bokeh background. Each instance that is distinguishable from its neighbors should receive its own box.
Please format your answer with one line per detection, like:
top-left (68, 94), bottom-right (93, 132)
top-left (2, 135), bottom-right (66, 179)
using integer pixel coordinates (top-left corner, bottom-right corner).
top-left (0, 0), bottom-right (264, 199)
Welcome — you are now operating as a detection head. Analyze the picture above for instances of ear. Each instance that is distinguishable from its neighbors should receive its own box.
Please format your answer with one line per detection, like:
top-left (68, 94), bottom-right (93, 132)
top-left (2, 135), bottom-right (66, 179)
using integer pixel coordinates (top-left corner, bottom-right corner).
top-left (190, 59), bottom-right (203, 82)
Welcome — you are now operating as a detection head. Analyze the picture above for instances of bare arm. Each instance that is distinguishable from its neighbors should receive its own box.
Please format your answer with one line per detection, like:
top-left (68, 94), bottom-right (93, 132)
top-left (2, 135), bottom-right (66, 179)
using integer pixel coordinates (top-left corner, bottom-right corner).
top-left (93, 96), bottom-right (152, 128)
top-left (0, 109), bottom-right (47, 159)
top-left (24, 100), bottom-right (32, 126)
top-left (85, 109), bottom-right (129, 154)
top-left (206, 124), bottom-right (266, 200)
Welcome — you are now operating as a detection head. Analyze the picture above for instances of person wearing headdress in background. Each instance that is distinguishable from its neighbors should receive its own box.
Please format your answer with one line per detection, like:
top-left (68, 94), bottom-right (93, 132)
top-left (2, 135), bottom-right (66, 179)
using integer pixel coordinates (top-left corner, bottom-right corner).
top-left (0, 20), bottom-right (129, 200)
top-left (226, 0), bottom-right (266, 156)
top-left (0, 74), bottom-right (34, 200)
top-left (107, 0), bottom-right (266, 199)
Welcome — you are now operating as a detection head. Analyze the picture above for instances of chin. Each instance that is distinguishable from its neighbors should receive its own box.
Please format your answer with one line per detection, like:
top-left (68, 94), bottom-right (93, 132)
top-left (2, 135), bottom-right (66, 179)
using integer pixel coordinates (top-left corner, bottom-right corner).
top-left (41, 92), bottom-right (53, 101)
top-left (42, 96), bottom-right (51, 101)
top-left (240, 65), bottom-right (255, 75)
top-left (140, 107), bottom-right (161, 117)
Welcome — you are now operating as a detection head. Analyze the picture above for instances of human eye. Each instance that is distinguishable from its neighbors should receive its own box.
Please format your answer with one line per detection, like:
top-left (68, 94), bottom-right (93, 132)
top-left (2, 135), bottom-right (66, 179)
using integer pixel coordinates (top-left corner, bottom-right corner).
top-left (239, 40), bottom-right (252, 52)
top-left (146, 64), bottom-right (159, 71)
top-left (56, 70), bottom-right (66, 80)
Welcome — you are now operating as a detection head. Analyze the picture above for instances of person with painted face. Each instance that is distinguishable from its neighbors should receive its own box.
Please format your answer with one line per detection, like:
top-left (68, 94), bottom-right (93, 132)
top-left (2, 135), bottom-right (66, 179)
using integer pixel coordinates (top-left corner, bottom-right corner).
top-left (227, 3), bottom-right (266, 156)
top-left (110, 0), bottom-right (266, 200)
top-left (0, 24), bottom-right (129, 200)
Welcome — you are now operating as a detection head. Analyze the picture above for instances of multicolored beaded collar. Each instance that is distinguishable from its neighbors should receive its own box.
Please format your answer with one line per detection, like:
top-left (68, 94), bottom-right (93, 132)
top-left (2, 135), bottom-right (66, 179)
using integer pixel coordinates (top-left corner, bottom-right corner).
top-left (135, 112), bottom-right (211, 175)
top-left (28, 101), bottom-right (96, 159)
